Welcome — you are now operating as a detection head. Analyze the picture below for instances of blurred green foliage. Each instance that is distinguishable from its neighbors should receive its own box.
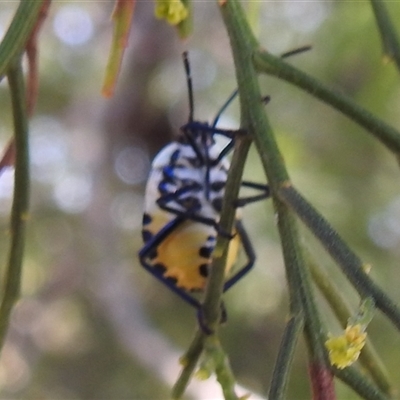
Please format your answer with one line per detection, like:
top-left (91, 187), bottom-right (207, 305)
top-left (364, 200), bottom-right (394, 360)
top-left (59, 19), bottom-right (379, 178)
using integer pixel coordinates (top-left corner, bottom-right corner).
top-left (0, 1), bottom-right (400, 399)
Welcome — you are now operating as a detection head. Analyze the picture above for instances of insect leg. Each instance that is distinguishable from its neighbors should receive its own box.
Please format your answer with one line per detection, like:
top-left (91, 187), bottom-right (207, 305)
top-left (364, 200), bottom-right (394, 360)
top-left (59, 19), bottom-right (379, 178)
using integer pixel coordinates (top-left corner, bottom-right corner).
top-left (222, 220), bottom-right (256, 292)
top-left (235, 181), bottom-right (271, 207)
top-left (157, 189), bottom-right (234, 238)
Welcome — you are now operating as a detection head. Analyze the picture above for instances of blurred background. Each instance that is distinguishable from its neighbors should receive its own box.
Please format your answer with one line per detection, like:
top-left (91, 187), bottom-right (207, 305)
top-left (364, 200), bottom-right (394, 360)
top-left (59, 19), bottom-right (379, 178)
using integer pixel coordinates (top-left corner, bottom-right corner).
top-left (0, 1), bottom-right (400, 399)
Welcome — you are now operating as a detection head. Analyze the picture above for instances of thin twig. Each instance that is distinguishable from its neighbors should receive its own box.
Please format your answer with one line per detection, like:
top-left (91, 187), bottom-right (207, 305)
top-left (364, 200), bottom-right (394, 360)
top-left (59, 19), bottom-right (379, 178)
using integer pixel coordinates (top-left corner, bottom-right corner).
top-left (279, 184), bottom-right (400, 332)
top-left (0, 58), bottom-right (30, 349)
top-left (370, 0), bottom-right (400, 72)
top-left (172, 331), bottom-right (205, 399)
top-left (268, 312), bottom-right (304, 400)
top-left (219, 0), bottom-right (333, 395)
top-left (335, 367), bottom-right (390, 400)
top-left (253, 50), bottom-right (400, 155)
top-left (0, 0), bottom-right (45, 77)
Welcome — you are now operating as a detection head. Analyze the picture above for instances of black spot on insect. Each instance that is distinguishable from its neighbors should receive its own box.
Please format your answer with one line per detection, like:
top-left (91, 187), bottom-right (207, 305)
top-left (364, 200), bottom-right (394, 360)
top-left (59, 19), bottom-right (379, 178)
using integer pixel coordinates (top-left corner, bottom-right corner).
top-left (142, 213), bottom-right (152, 225)
top-left (199, 246), bottom-right (213, 259)
top-left (153, 263), bottom-right (167, 274)
top-left (142, 229), bottom-right (153, 243)
top-left (165, 276), bottom-right (178, 286)
top-left (147, 248), bottom-right (158, 260)
top-left (210, 181), bottom-right (225, 192)
top-left (212, 197), bottom-right (223, 212)
top-left (199, 264), bottom-right (209, 277)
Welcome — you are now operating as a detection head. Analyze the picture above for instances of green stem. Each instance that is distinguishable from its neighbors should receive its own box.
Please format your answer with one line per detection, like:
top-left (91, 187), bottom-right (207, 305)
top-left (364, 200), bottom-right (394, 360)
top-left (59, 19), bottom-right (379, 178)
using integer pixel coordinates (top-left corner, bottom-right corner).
top-left (268, 312), bottom-right (304, 400)
top-left (0, 58), bottom-right (30, 349)
top-left (253, 50), bottom-right (400, 155)
top-left (211, 337), bottom-right (240, 400)
top-left (335, 367), bottom-right (390, 400)
top-left (370, 0), bottom-right (400, 72)
top-left (201, 135), bottom-right (252, 332)
top-left (172, 331), bottom-right (205, 399)
top-left (219, 0), bottom-right (330, 383)
top-left (307, 253), bottom-right (352, 325)
top-left (177, 0), bottom-right (192, 38)
top-left (0, 0), bottom-right (45, 77)
top-left (274, 200), bottom-right (328, 366)
top-left (279, 184), bottom-right (400, 332)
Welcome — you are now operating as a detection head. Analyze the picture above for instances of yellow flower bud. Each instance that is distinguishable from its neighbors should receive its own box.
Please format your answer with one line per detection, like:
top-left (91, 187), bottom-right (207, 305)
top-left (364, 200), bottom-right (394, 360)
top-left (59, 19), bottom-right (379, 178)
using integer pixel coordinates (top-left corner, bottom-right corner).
top-left (325, 324), bottom-right (367, 369)
top-left (154, 0), bottom-right (188, 26)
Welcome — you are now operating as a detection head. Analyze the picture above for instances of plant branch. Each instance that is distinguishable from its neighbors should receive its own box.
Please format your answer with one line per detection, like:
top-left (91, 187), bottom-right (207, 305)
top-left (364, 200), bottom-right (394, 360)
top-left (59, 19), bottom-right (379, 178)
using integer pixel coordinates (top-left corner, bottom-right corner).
top-left (201, 134), bottom-right (252, 332)
top-left (0, 58), bottom-right (30, 349)
top-left (268, 312), bottom-right (304, 400)
top-left (219, 0), bottom-right (332, 393)
top-left (0, 0), bottom-right (45, 78)
top-left (253, 50), bottom-right (400, 155)
top-left (279, 184), bottom-right (400, 332)
top-left (335, 367), bottom-right (390, 400)
top-left (370, 0), bottom-right (400, 72)
top-left (208, 337), bottom-right (240, 400)
top-left (172, 331), bottom-right (205, 399)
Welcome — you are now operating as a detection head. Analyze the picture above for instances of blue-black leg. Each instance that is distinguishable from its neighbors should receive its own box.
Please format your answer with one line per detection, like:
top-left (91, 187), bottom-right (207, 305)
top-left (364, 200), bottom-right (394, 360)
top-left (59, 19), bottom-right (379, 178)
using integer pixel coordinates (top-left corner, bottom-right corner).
top-left (223, 220), bottom-right (256, 292)
top-left (235, 181), bottom-right (270, 207)
top-left (157, 189), bottom-right (234, 239)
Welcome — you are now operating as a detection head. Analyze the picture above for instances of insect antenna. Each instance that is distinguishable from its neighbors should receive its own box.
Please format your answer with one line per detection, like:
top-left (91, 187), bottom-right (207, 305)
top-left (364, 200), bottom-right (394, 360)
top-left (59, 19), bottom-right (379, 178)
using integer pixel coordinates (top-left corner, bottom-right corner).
top-left (210, 45), bottom-right (311, 128)
top-left (212, 88), bottom-right (238, 128)
top-left (182, 51), bottom-right (194, 123)
top-left (280, 45), bottom-right (312, 59)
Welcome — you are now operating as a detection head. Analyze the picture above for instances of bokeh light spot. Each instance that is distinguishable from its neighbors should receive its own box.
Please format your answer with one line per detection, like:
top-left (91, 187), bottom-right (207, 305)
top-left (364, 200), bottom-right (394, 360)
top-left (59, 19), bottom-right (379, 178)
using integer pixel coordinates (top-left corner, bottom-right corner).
top-left (53, 6), bottom-right (93, 47)
top-left (283, 2), bottom-right (330, 33)
top-left (368, 196), bottom-right (400, 248)
top-left (114, 146), bottom-right (150, 186)
top-left (30, 116), bottom-right (68, 184)
top-left (110, 192), bottom-right (144, 231)
top-left (53, 172), bottom-right (92, 214)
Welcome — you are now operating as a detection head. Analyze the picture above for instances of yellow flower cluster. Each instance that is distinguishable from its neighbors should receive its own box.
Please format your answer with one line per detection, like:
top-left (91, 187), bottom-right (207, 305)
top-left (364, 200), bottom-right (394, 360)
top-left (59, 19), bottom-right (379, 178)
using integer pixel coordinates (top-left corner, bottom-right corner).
top-left (154, 0), bottom-right (188, 25)
top-left (325, 324), bottom-right (367, 369)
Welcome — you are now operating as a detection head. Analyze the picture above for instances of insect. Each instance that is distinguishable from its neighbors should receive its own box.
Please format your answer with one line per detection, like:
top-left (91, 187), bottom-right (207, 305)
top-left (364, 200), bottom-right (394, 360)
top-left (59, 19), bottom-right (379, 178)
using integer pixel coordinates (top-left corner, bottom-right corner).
top-left (139, 52), bottom-right (269, 312)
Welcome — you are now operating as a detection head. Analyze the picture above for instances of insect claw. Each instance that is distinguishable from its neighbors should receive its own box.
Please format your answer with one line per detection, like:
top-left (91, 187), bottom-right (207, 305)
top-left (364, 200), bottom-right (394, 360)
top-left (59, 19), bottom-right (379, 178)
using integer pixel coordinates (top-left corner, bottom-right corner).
top-left (197, 303), bottom-right (228, 334)
top-left (216, 225), bottom-right (235, 240)
top-left (197, 308), bottom-right (214, 335)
